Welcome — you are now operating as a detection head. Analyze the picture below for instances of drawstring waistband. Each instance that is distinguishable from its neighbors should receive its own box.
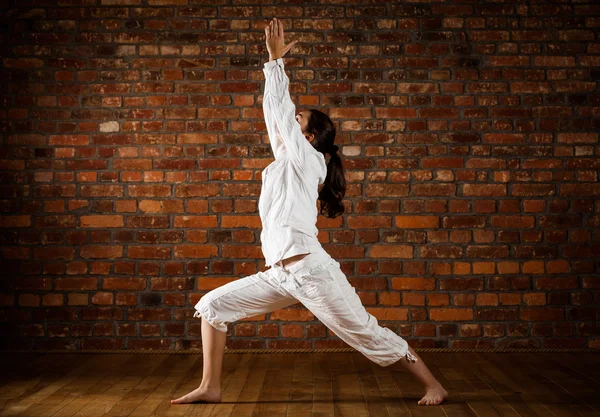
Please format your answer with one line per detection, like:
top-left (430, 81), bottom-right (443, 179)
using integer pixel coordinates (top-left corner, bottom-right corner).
top-left (280, 267), bottom-right (303, 289)
top-left (273, 262), bottom-right (305, 290)
top-left (272, 251), bottom-right (335, 291)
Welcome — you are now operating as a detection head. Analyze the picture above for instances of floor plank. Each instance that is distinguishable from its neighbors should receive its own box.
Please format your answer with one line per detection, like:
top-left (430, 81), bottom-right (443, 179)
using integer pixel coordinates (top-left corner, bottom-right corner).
top-left (312, 352), bottom-right (334, 417)
top-left (128, 355), bottom-right (200, 417)
top-left (448, 353), bottom-right (518, 417)
top-left (8, 354), bottom-right (101, 417)
top-left (330, 352), bottom-right (370, 417)
top-left (287, 351), bottom-right (314, 417)
top-left (0, 353), bottom-right (94, 415)
top-left (251, 354), bottom-right (293, 417)
top-left (476, 353), bottom-right (561, 417)
top-left (354, 354), bottom-right (390, 417)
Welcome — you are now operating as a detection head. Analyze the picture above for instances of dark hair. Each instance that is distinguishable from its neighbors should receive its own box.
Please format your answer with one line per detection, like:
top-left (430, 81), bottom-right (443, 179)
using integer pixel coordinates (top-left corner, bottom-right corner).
top-left (304, 109), bottom-right (346, 219)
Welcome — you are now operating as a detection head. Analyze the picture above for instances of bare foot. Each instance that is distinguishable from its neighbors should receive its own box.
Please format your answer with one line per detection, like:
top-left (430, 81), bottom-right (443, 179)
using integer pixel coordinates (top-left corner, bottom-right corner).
top-left (418, 385), bottom-right (448, 406)
top-left (171, 386), bottom-right (222, 404)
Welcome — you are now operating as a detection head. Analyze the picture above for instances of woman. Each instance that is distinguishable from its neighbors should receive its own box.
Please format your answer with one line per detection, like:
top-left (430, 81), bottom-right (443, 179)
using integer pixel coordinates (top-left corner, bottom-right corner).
top-left (172, 17), bottom-right (448, 406)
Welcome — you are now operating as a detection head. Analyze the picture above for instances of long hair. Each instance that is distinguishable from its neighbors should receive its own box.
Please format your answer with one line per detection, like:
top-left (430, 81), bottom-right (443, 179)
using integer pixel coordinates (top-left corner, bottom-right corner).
top-left (303, 109), bottom-right (346, 219)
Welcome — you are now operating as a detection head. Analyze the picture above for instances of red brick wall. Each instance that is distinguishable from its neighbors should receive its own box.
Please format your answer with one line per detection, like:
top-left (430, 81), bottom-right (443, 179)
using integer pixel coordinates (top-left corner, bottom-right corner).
top-left (1, 2), bottom-right (599, 352)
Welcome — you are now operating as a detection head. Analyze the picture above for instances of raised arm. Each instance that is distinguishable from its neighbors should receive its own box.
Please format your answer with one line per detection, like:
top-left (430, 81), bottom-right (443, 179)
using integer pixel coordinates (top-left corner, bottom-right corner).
top-left (261, 58), bottom-right (286, 160)
top-left (263, 58), bottom-right (315, 167)
top-left (263, 18), bottom-right (315, 169)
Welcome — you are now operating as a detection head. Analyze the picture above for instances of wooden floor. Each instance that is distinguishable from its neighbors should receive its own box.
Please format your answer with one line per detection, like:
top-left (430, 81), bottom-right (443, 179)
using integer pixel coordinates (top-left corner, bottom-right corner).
top-left (0, 351), bottom-right (598, 417)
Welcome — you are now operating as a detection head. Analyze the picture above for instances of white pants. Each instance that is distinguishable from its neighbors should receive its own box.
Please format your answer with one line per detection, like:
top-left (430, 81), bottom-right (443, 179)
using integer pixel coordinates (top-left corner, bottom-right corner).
top-left (193, 250), bottom-right (418, 367)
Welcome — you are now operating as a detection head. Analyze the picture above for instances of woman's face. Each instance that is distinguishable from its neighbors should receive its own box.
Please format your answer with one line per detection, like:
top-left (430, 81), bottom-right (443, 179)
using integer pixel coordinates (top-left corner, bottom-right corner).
top-left (296, 111), bottom-right (314, 142)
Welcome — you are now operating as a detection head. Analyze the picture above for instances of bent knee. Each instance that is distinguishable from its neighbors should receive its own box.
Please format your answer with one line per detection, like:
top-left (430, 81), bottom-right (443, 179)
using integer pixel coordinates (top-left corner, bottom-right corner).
top-left (194, 294), bottom-right (242, 333)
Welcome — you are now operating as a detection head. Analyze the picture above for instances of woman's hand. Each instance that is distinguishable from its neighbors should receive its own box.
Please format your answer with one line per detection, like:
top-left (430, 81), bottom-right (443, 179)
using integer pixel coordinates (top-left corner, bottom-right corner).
top-left (265, 17), bottom-right (298, 60)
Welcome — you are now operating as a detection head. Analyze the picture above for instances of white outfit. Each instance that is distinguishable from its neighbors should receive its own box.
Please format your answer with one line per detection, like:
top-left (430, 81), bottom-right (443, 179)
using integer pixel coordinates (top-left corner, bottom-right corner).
top-left (259, 57), bottom-right (328, 268)
top-left (193, 57), bottom-right (418, 367)
top-left (193, 251), bottom-right (418, 367)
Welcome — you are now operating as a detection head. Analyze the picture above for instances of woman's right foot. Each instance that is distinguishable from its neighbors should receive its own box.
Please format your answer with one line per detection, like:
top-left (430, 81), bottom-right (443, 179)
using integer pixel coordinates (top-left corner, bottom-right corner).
top-left (418, 384), bottom-right (448, 406)
top-left (171, 386), bottom-right (222, 404)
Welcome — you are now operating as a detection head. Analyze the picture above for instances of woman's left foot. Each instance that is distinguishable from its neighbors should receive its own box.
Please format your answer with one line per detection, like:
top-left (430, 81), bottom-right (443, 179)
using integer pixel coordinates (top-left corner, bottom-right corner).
top-left (171, 386), bottom-right (222, 404)
top-left (418, 385), bottom-right (448, 406)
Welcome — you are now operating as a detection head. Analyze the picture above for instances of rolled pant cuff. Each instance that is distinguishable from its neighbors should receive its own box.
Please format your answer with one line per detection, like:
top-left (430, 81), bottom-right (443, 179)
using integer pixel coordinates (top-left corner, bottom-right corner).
top-left (193, 308), bottom-right (228, 333)
top-left (377, 339), bottom-right (419, 367)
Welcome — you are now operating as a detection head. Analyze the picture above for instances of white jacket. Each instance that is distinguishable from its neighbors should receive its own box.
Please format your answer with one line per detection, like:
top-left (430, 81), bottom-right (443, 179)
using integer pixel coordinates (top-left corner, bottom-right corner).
top-left (259, 57), bottom-right (328, 267)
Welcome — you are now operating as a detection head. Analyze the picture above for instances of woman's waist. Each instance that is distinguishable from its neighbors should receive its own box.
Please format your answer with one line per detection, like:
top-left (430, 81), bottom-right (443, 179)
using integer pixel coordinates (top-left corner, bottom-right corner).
top-left (261, 226), bottom-right (321, 251)
top-left (263, 218), bottom-right (318, 235)
top-left (273, 248), bottom-right (335, 276)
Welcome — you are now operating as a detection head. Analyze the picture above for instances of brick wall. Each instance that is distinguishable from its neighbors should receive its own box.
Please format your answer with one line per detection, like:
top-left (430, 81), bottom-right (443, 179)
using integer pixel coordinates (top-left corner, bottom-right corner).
top-left (1, 1), bottom-right (599, 352)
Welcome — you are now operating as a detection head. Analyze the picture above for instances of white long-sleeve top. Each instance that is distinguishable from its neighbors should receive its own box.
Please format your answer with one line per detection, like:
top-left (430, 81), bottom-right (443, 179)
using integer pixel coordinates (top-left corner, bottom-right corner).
top-left (259, 57), bottom-right (328, 268)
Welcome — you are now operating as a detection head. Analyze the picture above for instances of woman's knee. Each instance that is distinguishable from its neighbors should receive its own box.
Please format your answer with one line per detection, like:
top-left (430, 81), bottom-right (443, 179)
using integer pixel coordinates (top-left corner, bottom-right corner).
top-left (192, 271), bottom-right (287, 333)
top-left (194, 293), bottom-right (241, 333)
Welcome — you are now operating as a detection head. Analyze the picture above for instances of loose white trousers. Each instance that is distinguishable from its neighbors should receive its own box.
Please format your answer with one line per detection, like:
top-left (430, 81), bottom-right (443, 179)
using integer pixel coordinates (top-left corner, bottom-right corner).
top-left (193, 250), bottom-right (418, 367)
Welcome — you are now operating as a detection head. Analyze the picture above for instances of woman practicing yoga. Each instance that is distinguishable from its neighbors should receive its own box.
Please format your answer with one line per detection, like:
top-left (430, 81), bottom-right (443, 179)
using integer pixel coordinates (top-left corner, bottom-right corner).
top-left (172, 17), bottom-right (448, 406)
